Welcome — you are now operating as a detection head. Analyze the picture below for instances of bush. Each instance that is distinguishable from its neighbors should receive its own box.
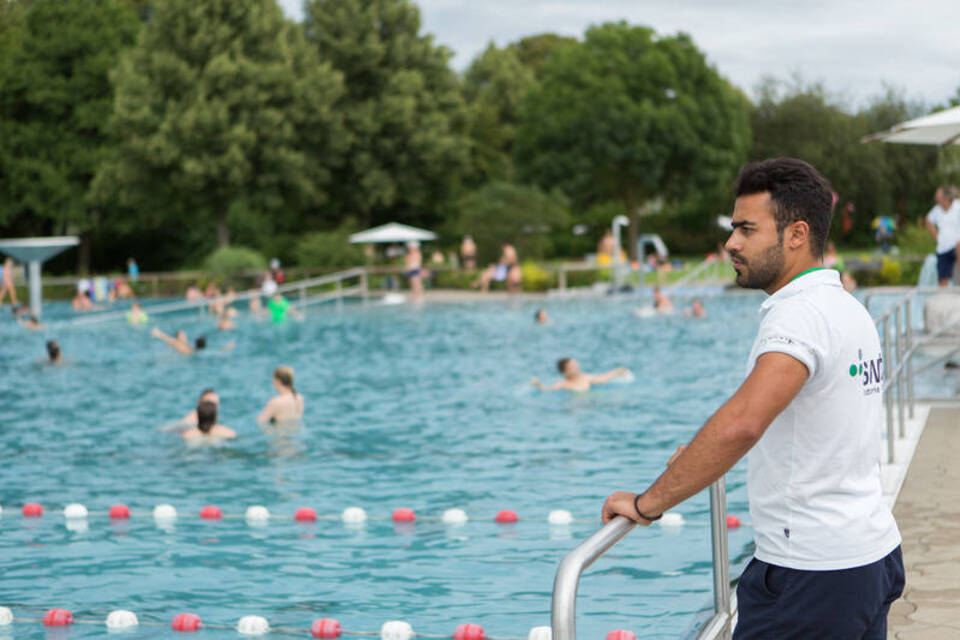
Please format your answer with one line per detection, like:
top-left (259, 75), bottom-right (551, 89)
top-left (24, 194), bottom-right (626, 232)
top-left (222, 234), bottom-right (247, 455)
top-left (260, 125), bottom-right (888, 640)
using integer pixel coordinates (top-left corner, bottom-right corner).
top-left (879, 258), bottom-right (902, 285)
top-left (294, 231), bottom-right (365, 269)
top-left (896, 222), bottom-right (936, 256)
top-left (520, 260), bottom-right (553, 292)
top-left (203, 246), bottom-right (267, 282)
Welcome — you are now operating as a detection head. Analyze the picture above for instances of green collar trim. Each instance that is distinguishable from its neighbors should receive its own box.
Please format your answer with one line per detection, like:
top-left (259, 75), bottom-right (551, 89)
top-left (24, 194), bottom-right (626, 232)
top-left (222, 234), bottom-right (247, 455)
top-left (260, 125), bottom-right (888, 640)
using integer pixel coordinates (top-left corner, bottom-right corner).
top-left (789, 266), bottom-right (826, 283)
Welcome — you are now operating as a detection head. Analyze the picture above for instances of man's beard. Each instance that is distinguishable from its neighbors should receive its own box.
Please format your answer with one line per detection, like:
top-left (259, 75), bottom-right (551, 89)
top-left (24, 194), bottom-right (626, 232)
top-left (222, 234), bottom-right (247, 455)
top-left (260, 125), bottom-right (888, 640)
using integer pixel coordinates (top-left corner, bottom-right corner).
top-left (732, 238), bottom-right (784, 290)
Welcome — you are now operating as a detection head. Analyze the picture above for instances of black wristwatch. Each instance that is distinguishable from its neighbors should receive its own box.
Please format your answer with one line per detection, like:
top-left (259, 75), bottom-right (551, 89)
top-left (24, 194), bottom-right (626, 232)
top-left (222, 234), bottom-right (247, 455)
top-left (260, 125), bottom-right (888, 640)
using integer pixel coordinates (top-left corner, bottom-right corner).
top-left (634, 493), bottom-right (662, 521)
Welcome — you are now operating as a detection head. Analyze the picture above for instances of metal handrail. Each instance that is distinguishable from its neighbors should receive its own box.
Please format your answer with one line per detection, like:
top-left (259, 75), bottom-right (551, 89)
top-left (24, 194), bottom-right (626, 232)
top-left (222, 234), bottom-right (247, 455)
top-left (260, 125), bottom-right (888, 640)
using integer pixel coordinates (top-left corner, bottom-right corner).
top-left (551, 479), bottom-right (732, 640)
top-left (69, 267), bottom-right (367, 326)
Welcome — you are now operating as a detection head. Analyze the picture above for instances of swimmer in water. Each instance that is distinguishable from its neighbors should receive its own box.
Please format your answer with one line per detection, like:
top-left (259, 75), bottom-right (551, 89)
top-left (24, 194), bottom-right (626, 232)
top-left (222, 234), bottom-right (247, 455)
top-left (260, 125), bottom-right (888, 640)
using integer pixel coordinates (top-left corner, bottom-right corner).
top-left (151, 327), bottom-right (206, 355)
top-left (127, 301), bottom-right (149, 325)
top-left (182, 400), bottom-right (236, 440)
top-left (531, 358), bottom-right (631, 392)
top-left (18, 314), bottom-right (44, 330)
top-left (653, 287), bottom-right (674, 314)
top-left (46, 340), bottom-right (62, 363)
top-left (684, 298), bottom-right (706, 318)
top-left (534, 309), bottom-right (549, 324)
top-left (182, 388), bottom-right (219, 425)
top-left (257, 366), bottom-right (304, 424)
top-left (216, 309), bottom-right (235, 331)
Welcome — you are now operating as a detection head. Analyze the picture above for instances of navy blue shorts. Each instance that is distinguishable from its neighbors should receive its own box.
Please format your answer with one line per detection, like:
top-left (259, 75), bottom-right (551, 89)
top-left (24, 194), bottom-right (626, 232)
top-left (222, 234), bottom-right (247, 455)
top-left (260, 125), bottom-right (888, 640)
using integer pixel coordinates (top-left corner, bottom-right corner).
top-left (733, 546), bottom-right (903, 639)
top-left (937, 249), bottom-right (956, 281)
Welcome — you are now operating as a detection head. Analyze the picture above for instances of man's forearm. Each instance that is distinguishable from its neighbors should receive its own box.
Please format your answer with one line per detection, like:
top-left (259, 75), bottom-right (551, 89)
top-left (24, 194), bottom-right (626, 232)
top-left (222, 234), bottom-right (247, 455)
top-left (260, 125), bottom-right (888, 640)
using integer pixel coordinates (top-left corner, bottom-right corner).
top-left (637, 403), bottom-right (760, 516)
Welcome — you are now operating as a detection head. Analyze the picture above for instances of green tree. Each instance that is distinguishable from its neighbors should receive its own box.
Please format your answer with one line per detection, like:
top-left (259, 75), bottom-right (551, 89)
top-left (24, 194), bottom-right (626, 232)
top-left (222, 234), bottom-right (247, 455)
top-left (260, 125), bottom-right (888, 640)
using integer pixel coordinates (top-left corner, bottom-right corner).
top-left (751, 79), bottom-right (939, 245)
top-left (450, 181), bottom-right (570, 264)
top-left (303, 0), bottom-right (469, 229)
top-left (507, 34), bottom-right (576, 79)
top-left (0, 0), bottom-right (140, 270)
top-left (515, 23), bottom-right (751, 258)
top-left (463, 43), bottom-right (535, 183)
top-left (96, 0), bottom-right (346, 248)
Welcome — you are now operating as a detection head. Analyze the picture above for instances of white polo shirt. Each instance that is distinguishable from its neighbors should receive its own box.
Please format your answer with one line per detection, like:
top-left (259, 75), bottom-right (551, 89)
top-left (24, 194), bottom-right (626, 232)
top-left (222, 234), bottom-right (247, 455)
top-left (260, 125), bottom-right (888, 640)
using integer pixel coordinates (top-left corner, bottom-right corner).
top-left (927, 200), bottom-right (960, 254)
top-left (746, 269), bottom-right (901, 571)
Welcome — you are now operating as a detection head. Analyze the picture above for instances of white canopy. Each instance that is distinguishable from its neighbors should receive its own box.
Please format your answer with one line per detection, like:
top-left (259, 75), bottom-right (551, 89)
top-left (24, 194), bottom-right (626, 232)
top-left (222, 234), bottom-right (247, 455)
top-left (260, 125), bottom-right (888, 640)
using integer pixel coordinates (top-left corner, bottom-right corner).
top-left (349, 223), bottom-right (437, 244)
top-left (862, 105), bottom-right (960, 146)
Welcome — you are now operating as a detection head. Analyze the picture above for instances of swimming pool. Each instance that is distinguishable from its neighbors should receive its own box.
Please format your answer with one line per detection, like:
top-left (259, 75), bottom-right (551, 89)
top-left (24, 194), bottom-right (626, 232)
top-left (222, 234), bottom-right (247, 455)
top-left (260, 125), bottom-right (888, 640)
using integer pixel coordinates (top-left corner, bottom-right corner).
top-left (0, 292), bottom-right (763, 639)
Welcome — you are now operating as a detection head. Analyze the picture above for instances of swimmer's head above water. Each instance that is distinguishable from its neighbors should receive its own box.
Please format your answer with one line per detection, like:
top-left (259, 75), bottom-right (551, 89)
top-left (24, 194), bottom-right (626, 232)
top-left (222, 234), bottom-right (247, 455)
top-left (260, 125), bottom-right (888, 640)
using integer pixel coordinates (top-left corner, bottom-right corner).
top-left (273, 366), bottom-right (295, 393)
top-left (46, 340), bottom-right (61, 362)
top-left (196, 400), bottom-right (218, 434)
top-left (198, 387), bottom-right (219, 406)
top-left (534, 309), bottom-right (548, 324)
top-left (194, 336), bottom-right (207, 350)
top-left (557, 357), bottom-right (580, 378)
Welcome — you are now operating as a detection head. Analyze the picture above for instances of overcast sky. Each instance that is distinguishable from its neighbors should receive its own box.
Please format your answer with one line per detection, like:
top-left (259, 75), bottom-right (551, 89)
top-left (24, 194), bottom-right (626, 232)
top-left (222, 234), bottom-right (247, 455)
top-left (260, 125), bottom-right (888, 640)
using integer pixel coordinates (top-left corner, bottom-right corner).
top-left (279, 0), bottom-right (960, 109)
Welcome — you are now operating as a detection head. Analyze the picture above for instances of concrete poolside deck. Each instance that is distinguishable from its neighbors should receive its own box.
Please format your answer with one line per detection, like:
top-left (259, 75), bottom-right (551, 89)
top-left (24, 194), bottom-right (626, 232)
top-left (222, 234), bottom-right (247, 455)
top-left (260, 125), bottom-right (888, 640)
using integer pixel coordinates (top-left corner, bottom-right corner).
top-left (888, 405), bottom-right (960, 639)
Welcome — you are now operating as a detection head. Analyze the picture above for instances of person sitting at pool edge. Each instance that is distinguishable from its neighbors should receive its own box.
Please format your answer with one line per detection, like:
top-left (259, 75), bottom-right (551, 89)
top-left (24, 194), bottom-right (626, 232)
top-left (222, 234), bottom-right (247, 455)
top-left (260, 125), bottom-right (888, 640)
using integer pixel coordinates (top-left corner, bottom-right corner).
top-left (151, 327), bottom-right (206, 355)
top-left (182, 400), bottom-right (236, 440)
top-left (182, 388), bottom-right (219, 425)
top-left (531, 358), bottom-right (631, 392)
top-left (257, 366), bottom-right (304, 424)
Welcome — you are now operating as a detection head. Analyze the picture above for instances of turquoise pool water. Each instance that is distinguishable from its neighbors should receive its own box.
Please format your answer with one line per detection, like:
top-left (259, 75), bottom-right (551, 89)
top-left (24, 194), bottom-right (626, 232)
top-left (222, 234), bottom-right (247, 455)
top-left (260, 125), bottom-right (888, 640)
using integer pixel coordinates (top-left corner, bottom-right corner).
top-left (0, 292), bottom-right (763, 639)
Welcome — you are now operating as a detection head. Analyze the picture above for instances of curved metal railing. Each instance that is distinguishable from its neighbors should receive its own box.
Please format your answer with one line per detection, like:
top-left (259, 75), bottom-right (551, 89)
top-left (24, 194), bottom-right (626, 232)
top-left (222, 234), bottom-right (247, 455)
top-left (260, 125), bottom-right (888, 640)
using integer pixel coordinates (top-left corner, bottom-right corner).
top-left (551, 478), bottom-right (732, 640)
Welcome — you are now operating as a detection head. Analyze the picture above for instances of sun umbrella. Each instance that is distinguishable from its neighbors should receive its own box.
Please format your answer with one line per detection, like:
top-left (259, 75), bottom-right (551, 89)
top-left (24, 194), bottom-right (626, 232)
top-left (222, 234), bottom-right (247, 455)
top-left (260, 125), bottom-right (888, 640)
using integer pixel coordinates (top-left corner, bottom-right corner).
top-left (348, 223), bottom-right (437, 244)
top-left (862, 105), bottom-right (960, 146)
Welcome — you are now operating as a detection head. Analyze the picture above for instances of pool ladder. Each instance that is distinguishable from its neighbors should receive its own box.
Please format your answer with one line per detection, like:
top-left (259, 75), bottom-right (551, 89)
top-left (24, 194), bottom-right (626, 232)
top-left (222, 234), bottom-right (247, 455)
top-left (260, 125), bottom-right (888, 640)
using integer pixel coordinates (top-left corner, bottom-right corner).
top-left (551, 478), bottom-right (734, 640)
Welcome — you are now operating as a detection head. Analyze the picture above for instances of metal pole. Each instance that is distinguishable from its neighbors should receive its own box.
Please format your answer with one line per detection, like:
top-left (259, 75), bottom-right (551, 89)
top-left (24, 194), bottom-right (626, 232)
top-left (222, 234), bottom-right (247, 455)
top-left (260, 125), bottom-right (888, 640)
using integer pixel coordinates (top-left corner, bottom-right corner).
top-left (559, 267), bottom-right (567, 294)
top-left (709, 478), bottom-right (732, 640)
top-left (883, 318), bottom-right (895, 464)
top-left (894, 306), bottom-right (905, 438)
top-left (28, 261), bottom-right (42, 318)
top-left (905, 300), bottom-right (914, 419)
top-left (551, 516), bottom-right (637, 640)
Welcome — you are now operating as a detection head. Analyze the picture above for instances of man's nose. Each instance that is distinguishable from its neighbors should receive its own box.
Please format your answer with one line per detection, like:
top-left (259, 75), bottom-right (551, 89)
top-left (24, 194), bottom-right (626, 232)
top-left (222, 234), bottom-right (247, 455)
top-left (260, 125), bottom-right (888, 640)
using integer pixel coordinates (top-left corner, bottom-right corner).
top-left (724, 233), bottom-right (738, 253)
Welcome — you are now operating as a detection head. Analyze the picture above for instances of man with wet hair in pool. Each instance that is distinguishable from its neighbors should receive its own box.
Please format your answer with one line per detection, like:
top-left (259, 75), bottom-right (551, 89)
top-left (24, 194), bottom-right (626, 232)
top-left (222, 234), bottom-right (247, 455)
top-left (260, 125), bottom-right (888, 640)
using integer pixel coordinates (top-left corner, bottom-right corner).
top-left (530, 357), bottom-right (630, 392)
top-left (182, 388), bottom-right (219, 425)
top-left (181, 400), bottom-right (236, 440)
top-left (46, 340), bottom-right (62, 364)
top-left (602, 158), bottom-right (902, 639)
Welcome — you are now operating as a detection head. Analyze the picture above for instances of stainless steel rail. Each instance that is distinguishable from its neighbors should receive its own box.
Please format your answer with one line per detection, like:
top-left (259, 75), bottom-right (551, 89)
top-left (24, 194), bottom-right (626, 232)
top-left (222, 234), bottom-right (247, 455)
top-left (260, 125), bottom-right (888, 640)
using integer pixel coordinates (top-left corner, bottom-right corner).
top-left (551, 479), bottom-right (732, 640)
top-left (69, 267), bottom-right (367, 326)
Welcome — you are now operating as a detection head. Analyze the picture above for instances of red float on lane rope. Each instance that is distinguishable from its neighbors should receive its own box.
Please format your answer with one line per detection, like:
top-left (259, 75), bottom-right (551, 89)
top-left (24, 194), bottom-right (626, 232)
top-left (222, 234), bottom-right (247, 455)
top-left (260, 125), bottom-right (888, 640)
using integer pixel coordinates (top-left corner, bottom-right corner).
top-left (199, 506), bottom-right (222, 519)
top-left (494, 510), bottom-right (518, 523)
top-left (109, 504), bottom-right (131, 519)
top-left (294, 507), bottom-right (317, 522)
top-left (171, 613), bottom-right (202, 632)
top-left (726, 514), bottom-right (741, 528)
top-left (311, 618), bottom-right (342, 638)
top-left (605, 630), bottom-right (636, 640)
top-left (22, 503), bottom-right (43, 517)
top-left (43, 609), bottom-right (73, 626)
top-left (392, 508), bottom-right (416, 523)
top-left (454, 623), bottom-right (485, 640)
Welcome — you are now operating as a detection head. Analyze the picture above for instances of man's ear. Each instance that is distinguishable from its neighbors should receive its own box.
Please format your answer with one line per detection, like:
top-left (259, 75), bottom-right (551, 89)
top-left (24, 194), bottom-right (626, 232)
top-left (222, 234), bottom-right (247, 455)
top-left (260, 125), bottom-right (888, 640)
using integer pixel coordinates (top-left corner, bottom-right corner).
top-left (787, 220), bottom-right (810, 251)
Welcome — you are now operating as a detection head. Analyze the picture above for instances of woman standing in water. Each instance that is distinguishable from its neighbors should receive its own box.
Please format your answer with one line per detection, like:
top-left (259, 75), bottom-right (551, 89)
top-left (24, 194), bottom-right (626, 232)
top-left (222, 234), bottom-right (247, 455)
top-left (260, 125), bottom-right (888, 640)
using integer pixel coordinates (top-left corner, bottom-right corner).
top-left (257, 366), bottom-right (304, 424)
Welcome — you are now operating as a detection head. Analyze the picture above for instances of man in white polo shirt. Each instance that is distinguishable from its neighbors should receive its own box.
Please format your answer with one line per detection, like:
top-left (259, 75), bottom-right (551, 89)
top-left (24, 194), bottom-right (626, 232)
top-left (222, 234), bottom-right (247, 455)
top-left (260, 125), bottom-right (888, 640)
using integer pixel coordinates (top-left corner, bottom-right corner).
top-left (926, 185), bottom-right (960, 286)
top-left (602, 157), bottom-right (902, 638)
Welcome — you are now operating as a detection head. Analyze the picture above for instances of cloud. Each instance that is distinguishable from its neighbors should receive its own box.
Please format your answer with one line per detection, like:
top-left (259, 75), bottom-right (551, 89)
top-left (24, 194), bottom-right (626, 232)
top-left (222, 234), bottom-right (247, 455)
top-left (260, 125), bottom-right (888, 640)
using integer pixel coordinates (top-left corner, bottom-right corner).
top-left (279, 0), bottom-right (960, 106)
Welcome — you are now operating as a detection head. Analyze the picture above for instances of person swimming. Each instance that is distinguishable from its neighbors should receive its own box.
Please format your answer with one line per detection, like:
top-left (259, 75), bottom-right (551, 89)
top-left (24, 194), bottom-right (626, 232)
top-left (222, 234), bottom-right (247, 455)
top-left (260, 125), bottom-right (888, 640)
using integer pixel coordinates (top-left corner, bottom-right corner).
top-left (18, 314), bottom-right (44, 330)
top-left (151, 327), bottom-right (206, 355)
top-left (684, 298), bottom-right (706, 318)
top-left (182, 388), bottom-right (219, 425)
top-left (257, 366), bottom-right (304, 424)
top-left (653, 287), bottom-right (674, 314)
top-left (181, 400), bottom-right (236, 440)
top-left (127, 301), bottom-right (149, 325)
top-left (531, 357), bottom-right (631, 392)
top-left (534, 309), bottom-right (550, 324)
top-left (46, 340), bottom-right (62, 363)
